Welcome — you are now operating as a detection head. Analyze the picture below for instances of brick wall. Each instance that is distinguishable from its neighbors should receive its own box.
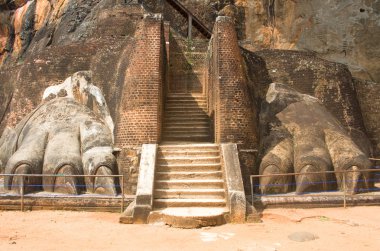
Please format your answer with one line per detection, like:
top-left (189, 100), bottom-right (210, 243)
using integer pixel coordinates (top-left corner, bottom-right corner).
top-left (207, 16), bottom-right (258, 149)
top-left (115, 13), bottom-right (165, 148)
top-left (207, 16), bottom-right (258, 193)
top-left (114, 14), bottom-right (166, 194)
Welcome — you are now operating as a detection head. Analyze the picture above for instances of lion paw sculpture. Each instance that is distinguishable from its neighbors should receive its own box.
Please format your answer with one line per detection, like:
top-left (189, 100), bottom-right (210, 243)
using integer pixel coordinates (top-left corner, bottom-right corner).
top-left (259, 83), bottom-right (373, 195)
top-left (0, 72), bottom-right (117, 195)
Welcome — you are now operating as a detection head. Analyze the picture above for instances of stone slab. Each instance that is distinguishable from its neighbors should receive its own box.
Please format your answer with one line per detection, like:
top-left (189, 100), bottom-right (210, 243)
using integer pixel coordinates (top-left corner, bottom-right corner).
top-left (221, 143), bottom-right (246, 223)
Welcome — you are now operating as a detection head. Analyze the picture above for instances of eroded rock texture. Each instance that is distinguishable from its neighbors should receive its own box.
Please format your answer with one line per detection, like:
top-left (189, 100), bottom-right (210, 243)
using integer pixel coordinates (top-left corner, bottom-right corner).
top-left (259, 83), bottom-right (372, 195)
top-left (242, 0), bottom-right (380, 82)
top-left (0, 96), bottom-right (117, 195)
top-left (153, 0), bottom-right (379, 82)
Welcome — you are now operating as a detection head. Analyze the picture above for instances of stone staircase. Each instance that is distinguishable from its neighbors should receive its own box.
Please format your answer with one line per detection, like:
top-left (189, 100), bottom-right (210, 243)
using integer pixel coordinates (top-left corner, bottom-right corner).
top-left (148, 144), bottom-right (228, 228)
top-left (162, 94), bottom-right (211, 142)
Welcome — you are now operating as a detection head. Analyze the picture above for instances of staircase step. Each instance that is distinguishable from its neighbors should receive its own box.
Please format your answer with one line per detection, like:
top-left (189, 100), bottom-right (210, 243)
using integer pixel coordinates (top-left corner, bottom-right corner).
top-left (165, 104), bottom-right (207, 109)
top-left (166, 94), bottom-right (205, 98)
top-left (153, 198), bottom-right (226, 208)
top-left (164, 121), bottom-right (209, 126)
top-left (158, 150), bottom-right (219, 157)
top-left (157, 163), bottom-right (221, 172)
top-left (156, 171), bottom-right (223, 180)
top-left (165, 111), bottom-right (208, 116)
top-left (157, 156), bottom-right (219, 165)
top-left (163, 130), bottom-right (210, 135)
top-left (162, 134), bottom-right (211, 141)
top-left (163, 131), bottom-right (210, 136)
top-left (164, 128), bottom-right (209, 133)
top-left (155, 179), bottom-right (224, 189)
top-left (166, 98), bottom-right (206, 103)
top-left (164, 126), bottom-right (209, 130)
top-left (166, 100), bottom-right (207, 104)
top-left (148, 207), bottom-right (227, 228)
top-left (154, 188), bottom-right (225, 199)
top-left (159, 144), bottom-right (219, 150)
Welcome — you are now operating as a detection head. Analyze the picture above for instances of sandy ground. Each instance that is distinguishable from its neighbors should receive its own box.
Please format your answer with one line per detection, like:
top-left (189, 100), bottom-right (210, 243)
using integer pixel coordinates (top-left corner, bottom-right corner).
top-left (0, 206), bottom-right (379, 251)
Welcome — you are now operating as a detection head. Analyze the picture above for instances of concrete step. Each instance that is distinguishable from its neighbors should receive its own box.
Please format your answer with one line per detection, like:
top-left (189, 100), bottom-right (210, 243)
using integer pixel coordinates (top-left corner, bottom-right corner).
top-left (164, 116), bottom-right (209, 121)
top-left (165, 99), bottom-right (206, 104)
top-left (165, 111), bottom-right (208, 116)
top-left (163, 127), bottom-right (210, 133)
top-left (165, 108), bottom-right (207, 113)
top-left (164, 121), bottom-right (209, 126)
top-left (157, 163), bottom-right (222, 172)
top-left (166, 95), bottom-right (206, 98)
top-left (155, 179), bottom-right (224, 189)
top-left (153, 198), bottom-right (226, 208)
top-left (148, 207), bottom-right (227, 228)
top-left (156, 171), bottom-right (223, 180)
top-left (162, 134), bottom-right (211, 141)
top-left (158, 150), bottom-right (220, 157)
top-left (159, 144), bottom-right (219, 151)
top-left (154, 188), bottom-right (225, 199)
top-left (157, 156), bottom-right (220, 165)
top-left (166, 100), bottom-right (207, 104)
top-left (165, 104), bottom-right (207, 109)
top-left (164, 125), bottom-right (210, 130)
top-left (163, 131), bottom-right (210, 136)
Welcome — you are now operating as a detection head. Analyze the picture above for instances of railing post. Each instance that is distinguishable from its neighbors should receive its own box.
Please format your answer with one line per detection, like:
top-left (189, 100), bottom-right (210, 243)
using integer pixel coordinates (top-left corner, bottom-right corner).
top-left (188, 15), bottom-right (192, 40)
top-left (250, 176), bottom-right (254, 207)
top-left (121, 175), bottom-right (125, 213)
top-left (20, 175), bottom-right (24, 212)
top-left (343, 172), bottom-right (347, 208)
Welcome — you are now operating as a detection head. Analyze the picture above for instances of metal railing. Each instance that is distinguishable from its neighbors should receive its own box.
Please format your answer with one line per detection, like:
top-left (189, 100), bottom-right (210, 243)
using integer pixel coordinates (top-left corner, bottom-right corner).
top-left (250, 168), bottom-right (380, 208)
top-left (165, 0), bottom-right (212, 39)
top-left (0, 174), bottom-right (125, 213)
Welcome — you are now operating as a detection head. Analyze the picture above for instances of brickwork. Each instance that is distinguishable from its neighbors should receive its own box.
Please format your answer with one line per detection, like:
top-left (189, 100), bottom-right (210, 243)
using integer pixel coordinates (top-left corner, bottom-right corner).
top-left (207, 16), bottom-right (258, 149)
top-left (115, 14), bottom-right (165, 148)
top-left (206, 16), bottom-right (258, 193)
top-left (114, 14), bottom-right (166, 194)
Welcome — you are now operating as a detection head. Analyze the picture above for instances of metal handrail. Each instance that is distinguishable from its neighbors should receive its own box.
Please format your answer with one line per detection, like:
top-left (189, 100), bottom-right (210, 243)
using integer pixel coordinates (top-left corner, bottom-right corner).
top-left (250, 168), bottom-right (380, 208)
top-left (0, 173), bottom-right (125, 213)
top-left (165, 0), bottom-right (212, 39)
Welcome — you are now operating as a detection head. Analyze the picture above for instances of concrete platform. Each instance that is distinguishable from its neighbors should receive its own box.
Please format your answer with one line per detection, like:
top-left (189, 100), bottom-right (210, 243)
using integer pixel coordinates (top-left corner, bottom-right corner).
top-left (253, 190), bottom-right (380, 209)
top-left (148, 207), bottom-right (228, 228)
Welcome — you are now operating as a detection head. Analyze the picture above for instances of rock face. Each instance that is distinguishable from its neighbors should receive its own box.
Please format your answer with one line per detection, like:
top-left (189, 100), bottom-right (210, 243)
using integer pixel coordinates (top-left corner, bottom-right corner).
top-left (242, 0), bottom-right (380, 82)
top-left (158, 0), bottom-right (380, 82)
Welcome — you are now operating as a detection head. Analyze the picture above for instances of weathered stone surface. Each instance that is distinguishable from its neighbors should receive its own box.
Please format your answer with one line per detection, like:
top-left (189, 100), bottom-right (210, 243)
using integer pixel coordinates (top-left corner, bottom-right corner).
top-left (243, 49), bottom-right (372, 156)
top-left (221, 143), bottom-right (246, 223)
top-left (121, 144), bottom-right (157, 224)
top-left (0, 96), bottom-right (118, 195)
top-left (148, 207), bottom-right (227, 228)
top-left (242, 0), bottom-right (380, 83)
top-left (259, 83), bottom-right (372, 195)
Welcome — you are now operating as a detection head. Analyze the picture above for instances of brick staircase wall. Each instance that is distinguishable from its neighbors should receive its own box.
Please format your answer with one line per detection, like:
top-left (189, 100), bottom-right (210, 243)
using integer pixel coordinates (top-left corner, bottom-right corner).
top-left (206, 16), bottom-right (259, 193)
top-left (115, 13), bottom-right (167, 194)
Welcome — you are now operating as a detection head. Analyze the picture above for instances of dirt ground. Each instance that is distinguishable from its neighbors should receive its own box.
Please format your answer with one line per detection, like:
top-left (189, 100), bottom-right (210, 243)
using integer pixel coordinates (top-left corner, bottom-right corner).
top-left (0, 206), bottom-right (379, 251)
